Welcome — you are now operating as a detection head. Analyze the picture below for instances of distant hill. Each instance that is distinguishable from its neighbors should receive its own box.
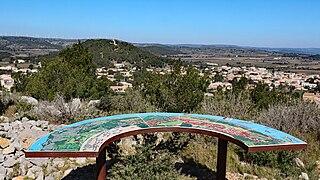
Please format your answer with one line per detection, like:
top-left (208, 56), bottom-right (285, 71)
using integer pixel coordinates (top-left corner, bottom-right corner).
top-left (135, 43), bottom-right (275, 56)
top-left (0, 37), bottom-right (172, 67)
top-left (0, 51), bottom-right (12, 60)
top-left (0, 36), bottom-right (76, 50)
top-left (79, 39), bottom-right (173, 67)
top-left (136, 43), bottom-right (320, 58)
top-left (135, 44), bottom-right (183, 56)
top-left (256, 47), bottom-right (320, 55)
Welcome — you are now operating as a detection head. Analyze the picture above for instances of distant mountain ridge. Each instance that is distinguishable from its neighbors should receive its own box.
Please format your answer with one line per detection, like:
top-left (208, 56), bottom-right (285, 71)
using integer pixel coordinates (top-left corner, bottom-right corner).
top-left (0, 36), bottom-right (77, 50)
top-left (255, 47), bottom-right (320, 55)
top-left (0, 36), bottom-right (319, 62)
top-left (137, 43), bottom-right (320, 55)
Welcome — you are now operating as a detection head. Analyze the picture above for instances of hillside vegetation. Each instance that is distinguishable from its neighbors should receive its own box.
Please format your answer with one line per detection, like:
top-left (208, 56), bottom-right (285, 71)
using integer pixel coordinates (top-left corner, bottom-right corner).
top-left (139, 44), bottom-right (183, 56)
top-left (82, 39), bottom-right (174, 67)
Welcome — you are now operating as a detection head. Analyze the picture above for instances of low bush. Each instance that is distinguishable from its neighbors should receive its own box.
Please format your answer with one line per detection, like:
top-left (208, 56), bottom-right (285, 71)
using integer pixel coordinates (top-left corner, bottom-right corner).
top-left (256, 101), bottom-right (320, 138)
top-left (108, 89), bottom-right (157, 114)
top-left (197, 91), bottom-right (256, 119)
top-left (236, 150), bottom-right (300, 176)
top-left (108, 133), bottom-right (192, 180)
top-left (32, 95), bottom-right (96, 124)
top-left (0, 90), bottom-right (14, 115)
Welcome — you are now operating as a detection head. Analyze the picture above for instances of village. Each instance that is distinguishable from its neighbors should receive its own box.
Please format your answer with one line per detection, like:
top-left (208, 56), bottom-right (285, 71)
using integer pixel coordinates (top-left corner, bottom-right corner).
top-left (96, 61), bottom-right (320, 97)
top-left (1, 61), bottom-right (320, 99)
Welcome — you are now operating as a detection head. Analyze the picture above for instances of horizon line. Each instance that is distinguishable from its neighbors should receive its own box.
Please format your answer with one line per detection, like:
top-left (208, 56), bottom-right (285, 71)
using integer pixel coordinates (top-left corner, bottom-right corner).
top-left (1, 35), bottom-right (319, 49)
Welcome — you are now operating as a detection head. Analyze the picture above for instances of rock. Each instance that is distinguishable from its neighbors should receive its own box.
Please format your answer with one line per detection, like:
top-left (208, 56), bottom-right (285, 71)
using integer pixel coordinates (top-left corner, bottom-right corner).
top-left (31, 125), bottom-right (43, 132)
top-left (0, 137), bottom-right (10, 149)
top-left (47, 124), bottom-right (56, 131)
top-left (226, 172), bottom-right (243, 180)
top-left (0, 131), bottom-right (7, 137)
top-left (12, 176), bottom-right (26, 180)
top-left (20, 96), bottom-right (38, 106)
top-left (86, 157), bottom-right (96, 162)
top-left (0, 166), bottom-right (6, 176)
top-left (35, 171), bottom-right (44, 180)
top-left (0, 116), bottom-right (9, 123)
top-left (3, 156), bottom-right (16, 167)
top-left (36, 121), bottom-right (49, 129)
top-left (19, 157), bottom-right (32, 167)
top-left (11, 121), bottom-right (23, 130)
top-left (243, 173), bottom-right (258, 179)
top-left (52, 158), bottom-right (65, 168)
top-left (29, 158), bottom-right (48, 167)
top-left (0, 153), bottom-right (4, 163)
top-left (294, 158), bottom-right (305, 168)
top-left (21, 117), bottom-right (29, 123)
top-left (52, 172), bottom-right (62, 179)
top-left (118, 137), bottom-right (137, 156)
top-left (155, 132), bottom-right (164, 145)
top-left (2, 123), bottom-right (11, 131)
top-left (316, 160), bottom-right (320, 174)
top-left (6, 167), bottom-right (13, 176)
top-left (75, 157), bottom-right (87, 165)
top-left (136, 134), bottom-right (144, 144)
top-left (26, 169), bottom-right (36, 179)
top-left (15, 150), bottom-right (24, 159)
top-left (12, 140), bottom-right (22, 152)
top-left (88, 100), bottom-right (100, 107)
top-left (19, 165), bottom-right (27, 176)
top-left (2, 144), bottom-right (15, 154)
top-left (44, 175), bottom-right (55, 180)
top-left (46, 164), bottom-right (57, 175)
top-left (19, 158), bottom-right (33, 175)
top-left (27, 120), bottom-right (36, 126)
top-left (28, 166), bottom-right (43, 177)
top-left (299, 172), bottom-right (309, 180)
top-left (63, 168), bottom-right (73, 177)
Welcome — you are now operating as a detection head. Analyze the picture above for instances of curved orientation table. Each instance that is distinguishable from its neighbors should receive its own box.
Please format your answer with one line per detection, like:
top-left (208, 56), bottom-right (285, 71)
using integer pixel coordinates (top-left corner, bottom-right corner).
top-left (25, 113), bottom-right (307, 180)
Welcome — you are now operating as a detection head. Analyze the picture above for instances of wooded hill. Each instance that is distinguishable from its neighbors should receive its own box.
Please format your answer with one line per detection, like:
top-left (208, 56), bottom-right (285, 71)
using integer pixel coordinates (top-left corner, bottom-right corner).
top-left (81, 39), bottom-right (174, 68)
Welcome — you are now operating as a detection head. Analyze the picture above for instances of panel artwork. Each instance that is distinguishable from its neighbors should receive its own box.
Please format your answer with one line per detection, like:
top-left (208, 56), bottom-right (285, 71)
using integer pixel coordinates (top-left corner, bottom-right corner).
top-left (27, 113), bottom-right (306, 153)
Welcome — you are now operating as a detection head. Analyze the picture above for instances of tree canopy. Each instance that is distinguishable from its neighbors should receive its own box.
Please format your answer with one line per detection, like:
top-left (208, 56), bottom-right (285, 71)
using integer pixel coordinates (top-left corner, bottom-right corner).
top-left (82, 39), bottom-right (174, 68)
top-left (19, 42), bottom-right (111, 101)
top-left (134, 66), bottom-right (209, 113)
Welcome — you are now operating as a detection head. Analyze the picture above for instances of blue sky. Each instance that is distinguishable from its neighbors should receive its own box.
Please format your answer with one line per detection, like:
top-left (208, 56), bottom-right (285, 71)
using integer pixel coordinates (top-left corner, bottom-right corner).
top-left (1, 0), bottom-right (320, 48)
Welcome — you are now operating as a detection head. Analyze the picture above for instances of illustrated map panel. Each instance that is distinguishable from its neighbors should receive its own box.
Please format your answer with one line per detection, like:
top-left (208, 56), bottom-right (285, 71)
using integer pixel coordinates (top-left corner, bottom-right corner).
top-left (27, 113), bottom-right (306, 152)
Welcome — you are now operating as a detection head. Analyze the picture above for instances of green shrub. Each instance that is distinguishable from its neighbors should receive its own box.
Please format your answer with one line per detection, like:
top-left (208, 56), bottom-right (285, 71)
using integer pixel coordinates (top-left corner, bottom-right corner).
top-left (197, 91), bottom-right (256, 119)
top-left (15, 101), bottom-right (33, 112)
top-left (236, 150), bottom-right (299, 176)
top-left (96, 95), bottom-right (112, 111)
top-left (0, 91), bottom-right (14, 115)
top-left (109, 89), bottom-right (157, 113)
top-left (134, 67), bottom-right (209, 113)
top-left (20, 42), bottom-right (112, 101)
top-left (108, 134), bottom-right (192, 180)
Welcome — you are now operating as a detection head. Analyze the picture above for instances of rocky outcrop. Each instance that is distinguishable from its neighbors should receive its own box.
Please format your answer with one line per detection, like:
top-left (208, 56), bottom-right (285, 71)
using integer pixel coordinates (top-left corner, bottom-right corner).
top-left (0, 117), bottom-right (94, 180)
top-left (19, 96), bottom-right (39, 106)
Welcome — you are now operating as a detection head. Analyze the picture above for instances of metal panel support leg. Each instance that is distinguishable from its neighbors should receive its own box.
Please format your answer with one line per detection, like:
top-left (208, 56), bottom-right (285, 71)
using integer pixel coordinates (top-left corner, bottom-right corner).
top-left (216, 139), bottom-right (228, 180)
top-left (96, 149), bottom-right (107, 180)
